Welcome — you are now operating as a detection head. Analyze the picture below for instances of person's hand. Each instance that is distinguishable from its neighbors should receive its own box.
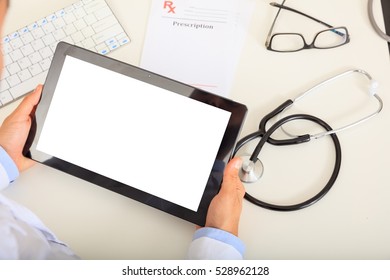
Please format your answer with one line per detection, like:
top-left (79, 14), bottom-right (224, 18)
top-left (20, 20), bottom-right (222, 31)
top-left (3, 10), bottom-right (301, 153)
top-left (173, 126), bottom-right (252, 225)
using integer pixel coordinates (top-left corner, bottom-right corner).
top-left (0, 85), bottom-right (42, 171)
top-left (204, 157), bottom-right (245, 236)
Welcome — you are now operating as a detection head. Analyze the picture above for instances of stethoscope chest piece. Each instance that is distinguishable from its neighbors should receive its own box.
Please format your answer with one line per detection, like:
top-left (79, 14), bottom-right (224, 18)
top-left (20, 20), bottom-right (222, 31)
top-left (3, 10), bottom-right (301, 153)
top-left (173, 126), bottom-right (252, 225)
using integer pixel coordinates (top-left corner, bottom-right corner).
top-left (238, 154), bottom-right (264, 183)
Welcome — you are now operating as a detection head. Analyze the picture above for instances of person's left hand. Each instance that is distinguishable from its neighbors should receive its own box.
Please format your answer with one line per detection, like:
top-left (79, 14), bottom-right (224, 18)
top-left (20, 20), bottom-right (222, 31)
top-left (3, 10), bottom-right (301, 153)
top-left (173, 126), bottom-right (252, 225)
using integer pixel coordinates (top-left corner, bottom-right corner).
top-left (0, 85), bottom-right (42, 171)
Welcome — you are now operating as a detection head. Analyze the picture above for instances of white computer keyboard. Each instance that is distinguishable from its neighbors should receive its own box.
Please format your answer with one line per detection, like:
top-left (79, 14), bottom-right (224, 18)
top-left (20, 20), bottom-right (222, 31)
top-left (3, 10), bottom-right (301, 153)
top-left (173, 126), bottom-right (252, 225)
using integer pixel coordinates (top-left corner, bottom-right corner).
top-left (0, 0), bottom-right (130, 108)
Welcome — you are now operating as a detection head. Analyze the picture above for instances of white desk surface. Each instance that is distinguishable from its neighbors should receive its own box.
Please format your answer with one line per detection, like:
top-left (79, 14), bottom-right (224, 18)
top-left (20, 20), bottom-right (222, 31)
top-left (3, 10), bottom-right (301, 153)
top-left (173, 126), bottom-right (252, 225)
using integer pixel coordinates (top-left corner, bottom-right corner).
top-left (1, 0), bottom-right (389, 259)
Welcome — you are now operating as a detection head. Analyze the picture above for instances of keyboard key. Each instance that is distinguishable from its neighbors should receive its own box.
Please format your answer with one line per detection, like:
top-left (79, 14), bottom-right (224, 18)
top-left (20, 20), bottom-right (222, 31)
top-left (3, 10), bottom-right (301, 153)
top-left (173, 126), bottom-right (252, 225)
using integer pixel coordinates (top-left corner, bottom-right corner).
top-left (10, 32), bottom-right (19, 39)
top-left (2, 36), bottom-right (10, 44)
top-left (42, 22), bottom-right (56, 34)
top-left (74, 7), bottom-right (87, 19)
top-left (28, 52), bottom-right (43, 64)
top-left (2, 43), bottom-right (13, 54)
top-left (50, 43), bottom-right (59, 53)
top-left (39, 58), bottom-right (51, 71)
top-left (93, 24), bottom-right (123, 44)
top-left (117, 34), bottom-right (130, 45)
top-left (29, 64), bottom-right (43, 76)
top-left (84, 14), bottom-right (98, 25)
top-left (7, 62), bottom-right (21, 75)
top-left (95, 43), bottom-right (109, 55)
top-left (92, 15), bottom-right (117, 33)
top-left (7, 74), bottom-right (21, 87)
top-left (1, 68), bottom-right (10, 79)
top-left (0, 79), bottom-right (10, 92)
top-left (37, 18), bottom-right (48, 27)
top-left (120, 37), bottom-right (130, 45)
top-left (17, 69), bottom-right (33, 82)
top-left (42, 34), bottom-right (56, 46)
top-left (10, 38), bottom-right (24, 49)
top-left (18, 27), bottom-right (30, 36)
top-left (9, 49), bottom-right (24, 63)
top-left (31, 28), bottom-right (45, 39)
top-left (17, 57), bottom-right (32, 70)
top-left (64, 13), bottom-right (77, 24)
top-left (20, 44), bottom-right (35, 56)
top-left (52, 17), bottom-right (66, 29)
top-left (71, 31), bottom-right (85, 43)
top-left (20, 33), bottom-right (34, 44)
top-left (28, 22), bottom-right (39, 31)
top-left (98, 48), bottom-right (109, 55)
top-left (46, 14), bottom-right (57, 22)
top-left (64, 23), bottom-right (77, 36)
top-left (64, 4), bottom-right (75, 14)
top-left (74, 18), bottom-right (87, 30)
top-left (94, 7), bottom-right (111, 20)
top-left (84, 1), bottom-right (107, 14)
top-left (31, 39), bottom-right (45, 51)
top-left (0, 90), bottom-right (13, 105)
top-left (39, 46), bottom-right (53, 59)
top-left (3, 55), bottom-right (12, 66)
top-left (108, 42), bottom-right (119, 51)
top-left (56, 9), bottom-right (66, 18)
top-left (81, 26), bottom-right (95, 38)
top-left (53, 29), bottom-right (67, 41)
top-left (73, 1), bottom-right (84, 9)
top-left (81, 37), bottom-right (95, 49)
top-left (105, 37), bottom-right (116, 45)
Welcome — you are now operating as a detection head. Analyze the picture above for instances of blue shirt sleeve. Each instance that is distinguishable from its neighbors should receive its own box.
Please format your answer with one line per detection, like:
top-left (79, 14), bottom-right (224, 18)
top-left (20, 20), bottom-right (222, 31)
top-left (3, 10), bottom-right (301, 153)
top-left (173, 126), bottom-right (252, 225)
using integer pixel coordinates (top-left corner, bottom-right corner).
top-left (193, 227), bottom-right (245, 256)
top-left (0, 146), bottom-right (19, 183)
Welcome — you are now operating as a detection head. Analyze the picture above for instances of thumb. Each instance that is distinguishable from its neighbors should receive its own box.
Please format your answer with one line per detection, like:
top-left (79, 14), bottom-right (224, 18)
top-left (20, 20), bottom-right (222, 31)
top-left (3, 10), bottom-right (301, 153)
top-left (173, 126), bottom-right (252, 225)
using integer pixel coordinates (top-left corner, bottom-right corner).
top-left (13, 85), bottom-right (42, 117)
top-left (221, 157), bottom-right (245, 196)
top-left (224, 157), bottom-right (242, 180)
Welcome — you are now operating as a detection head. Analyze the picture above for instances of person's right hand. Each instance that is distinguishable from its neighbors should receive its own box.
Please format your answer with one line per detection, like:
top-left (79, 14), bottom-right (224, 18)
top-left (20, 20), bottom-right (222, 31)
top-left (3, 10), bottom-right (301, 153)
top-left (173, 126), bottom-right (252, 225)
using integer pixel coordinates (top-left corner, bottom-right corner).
top-left (204, 157), bottom-right (245, 236)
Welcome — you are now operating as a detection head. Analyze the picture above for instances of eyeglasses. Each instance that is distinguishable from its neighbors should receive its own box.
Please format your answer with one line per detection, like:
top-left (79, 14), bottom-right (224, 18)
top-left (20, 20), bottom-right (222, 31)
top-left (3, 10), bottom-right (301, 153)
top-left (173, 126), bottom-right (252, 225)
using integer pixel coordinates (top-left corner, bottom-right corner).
top-left (265, 1), bottom-right (350, 52)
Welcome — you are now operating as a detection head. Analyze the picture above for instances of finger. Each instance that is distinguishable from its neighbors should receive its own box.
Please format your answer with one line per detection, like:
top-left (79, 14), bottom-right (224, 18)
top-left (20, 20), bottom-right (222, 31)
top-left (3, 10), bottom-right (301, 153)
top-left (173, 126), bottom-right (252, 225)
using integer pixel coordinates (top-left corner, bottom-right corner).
top-left (14, 85), bottom-right (43, 116)
top-left (223, 157), bottom-right (242, 181)
top-left (221, 157), bottom-right (245, 195)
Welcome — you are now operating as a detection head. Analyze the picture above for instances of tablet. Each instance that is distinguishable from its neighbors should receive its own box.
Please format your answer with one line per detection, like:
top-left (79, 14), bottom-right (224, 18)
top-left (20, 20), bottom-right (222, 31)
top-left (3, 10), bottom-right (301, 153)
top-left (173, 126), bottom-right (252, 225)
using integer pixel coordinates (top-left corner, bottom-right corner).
top-left (26, 42), bottom-right (247, 226)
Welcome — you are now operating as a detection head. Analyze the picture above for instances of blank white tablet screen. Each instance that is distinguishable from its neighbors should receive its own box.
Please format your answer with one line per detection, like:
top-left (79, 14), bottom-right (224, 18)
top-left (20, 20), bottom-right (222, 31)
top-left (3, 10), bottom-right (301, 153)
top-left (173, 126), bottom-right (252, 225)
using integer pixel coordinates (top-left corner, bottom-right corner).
top-left (36, 56), bottom-right (231, 211)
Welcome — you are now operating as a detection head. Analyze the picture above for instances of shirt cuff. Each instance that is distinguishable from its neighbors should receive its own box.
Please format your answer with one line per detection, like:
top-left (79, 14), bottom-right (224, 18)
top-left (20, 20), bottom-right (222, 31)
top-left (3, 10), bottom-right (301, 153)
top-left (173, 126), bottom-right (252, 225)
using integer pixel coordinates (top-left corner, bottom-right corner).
top-left (0, 146), bottom-right (19, 183)
top-left (193, 227), bottom-right (245, 256)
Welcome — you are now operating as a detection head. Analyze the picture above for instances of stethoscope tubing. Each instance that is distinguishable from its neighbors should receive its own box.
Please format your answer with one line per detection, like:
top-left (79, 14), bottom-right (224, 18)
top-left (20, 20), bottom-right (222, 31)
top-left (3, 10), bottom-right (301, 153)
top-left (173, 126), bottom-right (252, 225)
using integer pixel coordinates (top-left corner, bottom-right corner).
top-left (235, 68), bottom-right (382, 211)
top-left (368, 0), bottom-right (390, 42)
top-left (283, 69), bottom-right (383, 139)
top-left (234, 114), bottom-right (342, 211)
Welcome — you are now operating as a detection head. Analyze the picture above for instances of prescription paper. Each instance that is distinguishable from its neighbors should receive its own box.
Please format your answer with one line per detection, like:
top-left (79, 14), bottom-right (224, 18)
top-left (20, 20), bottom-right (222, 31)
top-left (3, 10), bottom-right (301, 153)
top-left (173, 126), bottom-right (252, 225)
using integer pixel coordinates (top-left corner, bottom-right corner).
top-left (140, 0), bottom-right (256, 97)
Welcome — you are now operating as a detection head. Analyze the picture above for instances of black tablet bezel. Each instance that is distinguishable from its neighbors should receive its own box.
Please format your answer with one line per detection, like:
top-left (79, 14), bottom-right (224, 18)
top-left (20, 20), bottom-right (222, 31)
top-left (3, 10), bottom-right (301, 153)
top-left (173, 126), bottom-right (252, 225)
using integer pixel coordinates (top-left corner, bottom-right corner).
top-left (26, 42), bottom-right (247, 226)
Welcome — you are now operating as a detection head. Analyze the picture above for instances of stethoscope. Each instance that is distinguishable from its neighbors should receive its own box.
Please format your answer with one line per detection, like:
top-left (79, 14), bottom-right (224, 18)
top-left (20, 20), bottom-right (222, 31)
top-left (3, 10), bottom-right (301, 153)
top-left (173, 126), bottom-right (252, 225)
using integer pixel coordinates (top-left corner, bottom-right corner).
top-left (368, 0), bottom-right (390, 42)
top-left (233, 69), bottom-right (383, 211)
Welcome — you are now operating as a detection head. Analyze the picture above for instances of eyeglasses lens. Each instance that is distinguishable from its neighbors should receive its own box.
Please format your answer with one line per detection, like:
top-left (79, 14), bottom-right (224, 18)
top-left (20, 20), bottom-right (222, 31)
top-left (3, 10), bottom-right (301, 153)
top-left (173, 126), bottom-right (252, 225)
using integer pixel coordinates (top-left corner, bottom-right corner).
top-left (270, 34), bottom-right (305, 52)
top-left (314, 28), bottom-right (348, 48)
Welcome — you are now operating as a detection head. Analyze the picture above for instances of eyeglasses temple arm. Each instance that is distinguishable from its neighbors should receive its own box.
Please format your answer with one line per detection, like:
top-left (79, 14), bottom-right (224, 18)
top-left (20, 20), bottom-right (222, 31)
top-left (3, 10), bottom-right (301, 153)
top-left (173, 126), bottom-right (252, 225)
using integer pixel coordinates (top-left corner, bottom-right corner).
top-left (270, 2), bottom-right (334, 29)
top-left (265, 0), bottom-right (287, 47)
